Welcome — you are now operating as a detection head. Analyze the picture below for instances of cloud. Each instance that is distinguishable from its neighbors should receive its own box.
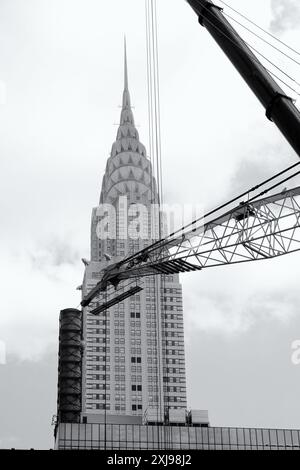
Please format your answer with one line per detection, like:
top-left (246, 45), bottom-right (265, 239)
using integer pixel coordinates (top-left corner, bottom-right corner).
top-left (0, 243), bottom-right (82, 360)
top-left (0, 352), bottom-right (57, 449)
top-left (29, 237), bottom-right (80, 270)
top-left (182, 251), bottom-right (300, 338)
top-left (270, 0), bottom-right (300, 33)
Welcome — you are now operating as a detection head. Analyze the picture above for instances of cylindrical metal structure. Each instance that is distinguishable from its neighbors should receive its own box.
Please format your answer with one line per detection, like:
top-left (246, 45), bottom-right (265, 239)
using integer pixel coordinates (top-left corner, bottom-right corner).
top-left (186, 0), bottom-right (300, 158)
top-left (57, 308), bottom-right (83, 425)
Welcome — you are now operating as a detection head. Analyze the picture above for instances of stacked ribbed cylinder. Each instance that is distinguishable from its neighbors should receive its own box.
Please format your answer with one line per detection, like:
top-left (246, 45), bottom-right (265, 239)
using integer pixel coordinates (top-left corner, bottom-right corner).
top-left (57, 308), bottom-right (83, 424)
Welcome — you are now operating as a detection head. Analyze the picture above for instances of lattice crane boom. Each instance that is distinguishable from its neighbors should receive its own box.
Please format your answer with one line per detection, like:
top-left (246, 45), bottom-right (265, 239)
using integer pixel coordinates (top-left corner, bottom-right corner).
top-left (82, 185), bottom-right (300, 307)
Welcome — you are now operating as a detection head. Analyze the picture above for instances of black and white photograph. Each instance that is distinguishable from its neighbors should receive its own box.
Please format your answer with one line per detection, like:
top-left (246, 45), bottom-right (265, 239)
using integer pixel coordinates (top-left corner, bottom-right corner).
top-left (1, 0), bottom-right (300, 455)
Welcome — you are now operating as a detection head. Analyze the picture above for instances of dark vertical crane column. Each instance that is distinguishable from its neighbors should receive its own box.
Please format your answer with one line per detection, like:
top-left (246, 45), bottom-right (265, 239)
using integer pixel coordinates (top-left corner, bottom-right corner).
top-left (56, 308), bottom-right (83, 428)
top-left (185, 0), bottom-right (300, 158)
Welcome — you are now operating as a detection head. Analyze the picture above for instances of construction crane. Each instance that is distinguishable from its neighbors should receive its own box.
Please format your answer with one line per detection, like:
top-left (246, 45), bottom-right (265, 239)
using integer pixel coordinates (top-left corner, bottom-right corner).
top-left (81, 0), bottom-right (300, 310)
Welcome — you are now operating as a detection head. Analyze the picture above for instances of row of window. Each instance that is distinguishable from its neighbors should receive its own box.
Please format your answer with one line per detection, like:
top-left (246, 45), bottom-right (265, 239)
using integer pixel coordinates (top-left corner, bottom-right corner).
top-left (131, 396), bottom-right (142, 402)
top-left (163, 340), bottom-right (184, 347)
top-left (163, 288), bottom-right (181, 294)
top-left (130, 312), bottom-right (140, 318)
top-left (164, 314), bottom-right (183, 320)
top-left (86, 376), bottom-right (186, 387)
top-left (163, 377), bottom-right (186, 383)
top-left (164, 323), bottom-right (184, 329)
top-left (132, 405), bottom-right (142, 411)
top-left (164, 396), bottom-right (186, 403)
top-left (86, 374), bottom-right (109, 381)
top-left (163, 306), bottom-right (183, 311)
top-left (86, 394), bottom-right (110, 400)
top-left (165, 358), bottom-right (185, 365)
top-left (87, 346), bottom-right (109, 353)
top-left (131, 356), bottom-right (141, 363)
top-left (165, 349), bottom-right (185, 356)
top-left (87, 337), bottom-right (109, 344)
top-left (164, 386), bottom-right (186, 393)
top-left (162, 297), bottom-right (182, 303)
top-left (86, 384), bottom-right (110, 390)
top-left (115, 395), bottom-right (126, 401)
top-left (87, 305), bottom-right (182, 324)
top-left (163, 368), bottom-right (186, 375)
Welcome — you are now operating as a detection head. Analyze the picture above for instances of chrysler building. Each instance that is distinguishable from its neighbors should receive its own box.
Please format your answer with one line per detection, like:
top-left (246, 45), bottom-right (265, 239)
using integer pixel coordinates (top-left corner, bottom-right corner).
top-left (81, 44), bottom-right (187, 422)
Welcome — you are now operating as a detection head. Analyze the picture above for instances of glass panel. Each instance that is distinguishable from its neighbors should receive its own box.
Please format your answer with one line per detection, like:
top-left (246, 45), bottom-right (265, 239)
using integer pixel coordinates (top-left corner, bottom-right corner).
top-left (221, 428), bottom-right (230, 450)
top-left (237, 429), bottom-right (245, 450)
top-left (202, 427), bottom-right (209, 450)
top-left (147, 426), bottom-right (155, 450)
top-left (85, 423), bottom-right (92, 445)
top-left (188, 426), bottom-right (197, 448)
top-left (213, 428), bottom-right (223, 450)
top-left (119, 425), bottom-right (127, 449)
top-left (243, 428), bottom-right (252, 450)
top-left (256, 429), bottom-right (263, 450)
top-left (126, 425), bottom-right (133, 447)
top-left (270, 429), bottom-right (278, 450)
top-left (262, 429), bottom-right (270, 450)
top-left (229, 428), bottom-right (238, 450)
top-left (250, 429), bottom-right (257, 449)
top-left (140, 426), bottom-right (148, 450)
top-left (98, 424), bottom-right (105, 448)
top-left (112, 425), bottom-right (120, 449)
top-left (284, 430), bottom-right (293, 450)
top-left (195, 427), bottom-right (203, 450)
top-left (181, 426), bottom-right (189, 445)
top-left (133, 425), bottom-right (141, 449)
top-left (291, 430), bottom-right (300, 450)
top-left (276, 430), bottom-right (285, 450)
top-left (208, 428), bottom-right (216, 450)
top-left (170, 426), bottom-right (180, 450)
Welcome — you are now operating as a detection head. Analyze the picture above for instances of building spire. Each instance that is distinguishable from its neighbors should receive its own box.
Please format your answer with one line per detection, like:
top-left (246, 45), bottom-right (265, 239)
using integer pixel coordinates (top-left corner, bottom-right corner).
top-left (120, 37), bottom-right (133, 123)
top-left (110, 39), bottom-right (147, 157)
top-left (124, 36), bottom-right (128, 91)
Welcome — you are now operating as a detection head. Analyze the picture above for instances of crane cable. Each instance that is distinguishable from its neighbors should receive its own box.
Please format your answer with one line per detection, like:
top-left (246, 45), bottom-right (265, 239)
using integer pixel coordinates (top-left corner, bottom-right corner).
top-left (191, 0), bottom-right (300, 96)
top-left (116, 160), bottom-right (300, 264)
top-left (217, 0), bottom-right (300, 58)
top-left (146, 165), bottom-right (300, 255)
top-left (146, 0), bottom-right (171, 444)
top-left (222, 11), bottom-right (300, 68)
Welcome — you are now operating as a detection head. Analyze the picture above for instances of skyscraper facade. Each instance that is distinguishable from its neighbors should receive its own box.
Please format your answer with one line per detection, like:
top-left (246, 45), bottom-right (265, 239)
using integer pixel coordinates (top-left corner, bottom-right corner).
top-left (81, 47), bottom-right (187, 422)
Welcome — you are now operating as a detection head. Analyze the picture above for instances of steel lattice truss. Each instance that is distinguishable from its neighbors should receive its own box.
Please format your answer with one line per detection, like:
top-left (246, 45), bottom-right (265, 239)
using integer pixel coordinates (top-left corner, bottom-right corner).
top-left (82, 186), bottom-right (300, 307)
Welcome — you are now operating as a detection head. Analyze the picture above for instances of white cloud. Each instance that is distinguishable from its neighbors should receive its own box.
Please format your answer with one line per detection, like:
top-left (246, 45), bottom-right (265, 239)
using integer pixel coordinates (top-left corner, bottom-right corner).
top-left (0, 243), bottom-right (82, 360)
top-left (183, 252), bottom-right (300, 339)
top-left (270, 0), bottom-right (300, 33)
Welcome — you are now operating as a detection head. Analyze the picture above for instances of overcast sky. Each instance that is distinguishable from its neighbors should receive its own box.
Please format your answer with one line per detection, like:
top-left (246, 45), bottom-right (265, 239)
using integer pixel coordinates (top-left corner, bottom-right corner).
top-left (1, 0), bottom-right (300, 449)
